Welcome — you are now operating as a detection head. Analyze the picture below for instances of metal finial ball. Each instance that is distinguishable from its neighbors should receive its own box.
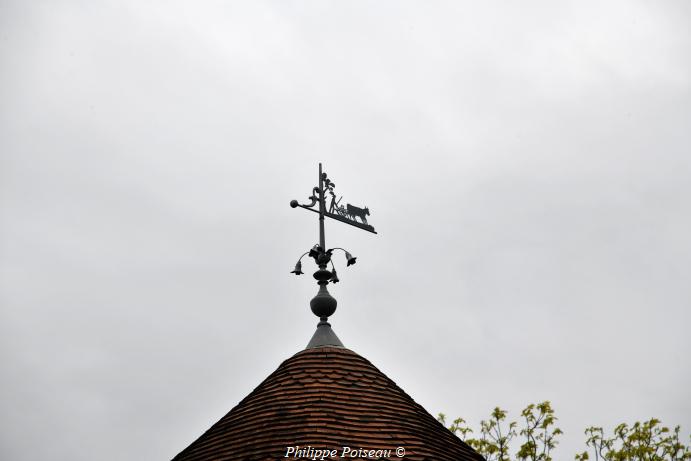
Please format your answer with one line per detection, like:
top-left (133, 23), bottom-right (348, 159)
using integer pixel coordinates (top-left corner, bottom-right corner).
top-left (310, 285), bottom-right (337, 318)
top-left (290, 200), bottom-right (299, 208)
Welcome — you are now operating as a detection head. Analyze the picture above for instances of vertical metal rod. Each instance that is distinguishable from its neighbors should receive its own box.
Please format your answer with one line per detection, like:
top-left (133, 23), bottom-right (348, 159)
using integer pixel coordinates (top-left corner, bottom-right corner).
top-left (318, 163), bottom-right (326, 253)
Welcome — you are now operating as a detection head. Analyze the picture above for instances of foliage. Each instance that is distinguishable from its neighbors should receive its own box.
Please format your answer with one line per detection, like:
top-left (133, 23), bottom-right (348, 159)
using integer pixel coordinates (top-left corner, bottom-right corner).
top-left (575, 419), bottom-right (691, 461)
top-left (439, 401), bottom-right (560, 461)
top-left (439, 407), bottom-right (517, 461)
top-left (439, 403), bottom-right (689, 461)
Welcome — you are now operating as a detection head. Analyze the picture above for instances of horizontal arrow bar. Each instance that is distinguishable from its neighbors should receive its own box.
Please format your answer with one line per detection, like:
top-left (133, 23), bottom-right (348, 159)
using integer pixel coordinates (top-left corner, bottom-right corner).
top-left (324, 212), bottom-right (377, 234)
top-left (295, 204), bottom-right (319, 214)
top-left (293, 203), bottom-right (377, 234)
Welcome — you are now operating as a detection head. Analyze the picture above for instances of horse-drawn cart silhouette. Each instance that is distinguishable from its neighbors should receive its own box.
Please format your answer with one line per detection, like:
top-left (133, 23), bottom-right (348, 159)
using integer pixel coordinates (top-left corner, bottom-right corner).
top-left (329, 192), bottom-right (370, 227)
top-left (291, 168), bottom-right (376, 234)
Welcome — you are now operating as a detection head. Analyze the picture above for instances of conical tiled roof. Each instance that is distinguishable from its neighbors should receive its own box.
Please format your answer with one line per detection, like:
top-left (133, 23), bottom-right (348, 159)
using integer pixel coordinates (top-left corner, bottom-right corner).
top-left (173, 346), bottom-right (482, 461)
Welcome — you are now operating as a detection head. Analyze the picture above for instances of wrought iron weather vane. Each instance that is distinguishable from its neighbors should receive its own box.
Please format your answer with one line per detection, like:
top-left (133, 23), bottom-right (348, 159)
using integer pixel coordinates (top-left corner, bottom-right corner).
top-left (290, 163), bottom-right (376, 348)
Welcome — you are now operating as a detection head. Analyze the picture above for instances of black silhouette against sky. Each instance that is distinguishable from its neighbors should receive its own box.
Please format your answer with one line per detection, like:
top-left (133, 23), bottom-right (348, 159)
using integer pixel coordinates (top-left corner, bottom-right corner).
top-left (1, 2), bottom-right (690, 460)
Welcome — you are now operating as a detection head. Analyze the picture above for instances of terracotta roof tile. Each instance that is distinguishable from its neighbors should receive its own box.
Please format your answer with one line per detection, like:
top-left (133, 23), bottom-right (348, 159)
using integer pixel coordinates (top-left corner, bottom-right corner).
top-left (173, 346), bottom-right (483, 461)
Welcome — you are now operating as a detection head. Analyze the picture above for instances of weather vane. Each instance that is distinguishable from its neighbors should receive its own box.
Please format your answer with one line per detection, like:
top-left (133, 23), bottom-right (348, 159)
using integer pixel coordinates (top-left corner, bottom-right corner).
top-left (290, 163), bottom-right (376, 346)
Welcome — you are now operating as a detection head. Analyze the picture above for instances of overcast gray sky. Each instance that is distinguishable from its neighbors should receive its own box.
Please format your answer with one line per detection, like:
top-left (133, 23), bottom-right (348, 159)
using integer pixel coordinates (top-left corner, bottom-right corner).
top-left (1, 1), bottom-right (690, 460)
